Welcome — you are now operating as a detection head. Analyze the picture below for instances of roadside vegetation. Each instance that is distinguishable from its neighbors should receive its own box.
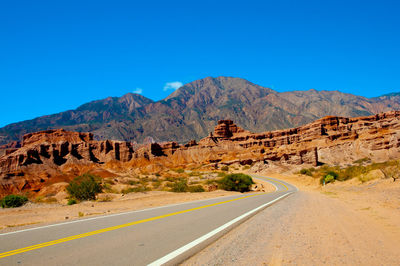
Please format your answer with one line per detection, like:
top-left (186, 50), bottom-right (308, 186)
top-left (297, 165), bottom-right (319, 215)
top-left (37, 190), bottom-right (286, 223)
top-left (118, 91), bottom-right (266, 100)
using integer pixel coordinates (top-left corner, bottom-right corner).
top-left (218, 173), bottom-right (254, 192)
top-left (299, 159), bottom-right (400, 185)
top-left (66, 173), bottom-right (103, 201)
top-left (58, 165), bottom-right (256, 205)
top-left (1, 194), bottom-right (28, 208)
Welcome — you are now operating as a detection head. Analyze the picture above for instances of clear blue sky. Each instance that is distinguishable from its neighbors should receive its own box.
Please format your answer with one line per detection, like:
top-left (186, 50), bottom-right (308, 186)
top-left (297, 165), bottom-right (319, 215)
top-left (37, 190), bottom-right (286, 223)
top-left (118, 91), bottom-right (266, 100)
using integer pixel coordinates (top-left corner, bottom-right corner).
top-left (1, 0), bottom-right (399, 127)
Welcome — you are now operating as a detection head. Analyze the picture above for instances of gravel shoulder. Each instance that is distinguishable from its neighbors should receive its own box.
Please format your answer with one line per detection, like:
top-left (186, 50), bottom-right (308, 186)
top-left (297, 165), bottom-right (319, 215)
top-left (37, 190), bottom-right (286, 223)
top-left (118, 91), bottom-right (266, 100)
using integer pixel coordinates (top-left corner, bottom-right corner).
top-left (183, 178), bottom-right (400, 265)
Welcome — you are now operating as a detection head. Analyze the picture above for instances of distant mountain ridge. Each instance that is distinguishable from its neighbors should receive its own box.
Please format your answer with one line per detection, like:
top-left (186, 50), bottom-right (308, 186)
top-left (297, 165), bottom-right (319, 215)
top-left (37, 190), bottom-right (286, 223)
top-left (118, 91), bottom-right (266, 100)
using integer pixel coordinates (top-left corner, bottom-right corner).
top-left (1, 76), bottom-right (399, 146)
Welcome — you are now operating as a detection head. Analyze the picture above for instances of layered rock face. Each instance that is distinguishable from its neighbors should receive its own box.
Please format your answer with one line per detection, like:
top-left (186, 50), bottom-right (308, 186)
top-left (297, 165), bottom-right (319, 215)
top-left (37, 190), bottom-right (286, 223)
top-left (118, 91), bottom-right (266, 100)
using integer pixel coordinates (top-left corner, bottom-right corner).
top-left (1, 111), bottom-right (400, 196)
top-left (0, 129), bottom-right (134, 195)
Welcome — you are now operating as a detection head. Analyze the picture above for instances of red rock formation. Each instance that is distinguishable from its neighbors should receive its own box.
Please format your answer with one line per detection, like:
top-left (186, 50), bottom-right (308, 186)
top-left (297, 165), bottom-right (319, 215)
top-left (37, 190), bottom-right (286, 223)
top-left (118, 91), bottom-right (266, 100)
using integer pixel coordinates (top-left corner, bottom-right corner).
top-left (213, 120), bottom-right (247, 138)
top-left (0, 141), bottom-right (21, 157)
top-left (1, 111), bottom-right (400, 196)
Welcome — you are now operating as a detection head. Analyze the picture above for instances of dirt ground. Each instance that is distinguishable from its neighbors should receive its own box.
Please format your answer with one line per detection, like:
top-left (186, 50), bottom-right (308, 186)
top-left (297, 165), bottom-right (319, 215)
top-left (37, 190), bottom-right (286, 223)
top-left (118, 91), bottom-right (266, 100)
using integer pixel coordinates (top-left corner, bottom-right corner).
top-left (0, 178), bottom-right (275, 233)
top-left (184, 172), bottom-right (400, 265)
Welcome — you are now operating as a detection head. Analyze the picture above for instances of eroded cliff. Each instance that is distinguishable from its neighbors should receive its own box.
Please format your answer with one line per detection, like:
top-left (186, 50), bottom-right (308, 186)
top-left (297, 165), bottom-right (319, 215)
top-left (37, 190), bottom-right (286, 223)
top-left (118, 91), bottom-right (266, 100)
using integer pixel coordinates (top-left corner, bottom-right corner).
top-left (1, 111), bottom-right (399, 196)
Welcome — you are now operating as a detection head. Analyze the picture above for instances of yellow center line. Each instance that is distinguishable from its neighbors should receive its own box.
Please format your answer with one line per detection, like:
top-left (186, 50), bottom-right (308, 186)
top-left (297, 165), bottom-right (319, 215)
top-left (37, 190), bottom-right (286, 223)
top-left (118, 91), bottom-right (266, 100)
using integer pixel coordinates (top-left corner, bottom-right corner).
top-left (0, 189), bottom-right (280, 259)
top-left (252, 175), bottom-right (289, 191)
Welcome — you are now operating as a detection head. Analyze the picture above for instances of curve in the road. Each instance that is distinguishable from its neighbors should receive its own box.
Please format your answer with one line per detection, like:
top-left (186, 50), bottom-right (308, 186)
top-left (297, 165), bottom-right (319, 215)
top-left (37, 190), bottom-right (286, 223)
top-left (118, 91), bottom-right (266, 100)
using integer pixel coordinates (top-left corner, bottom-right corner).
top-left (0, 175), bottom-right (297, 265)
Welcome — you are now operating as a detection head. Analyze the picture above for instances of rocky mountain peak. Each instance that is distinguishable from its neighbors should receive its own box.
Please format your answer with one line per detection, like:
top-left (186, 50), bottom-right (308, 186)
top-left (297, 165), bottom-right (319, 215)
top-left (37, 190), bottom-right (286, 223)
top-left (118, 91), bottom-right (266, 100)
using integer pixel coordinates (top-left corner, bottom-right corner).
top-left (1, 77), bottom-right (400, 146)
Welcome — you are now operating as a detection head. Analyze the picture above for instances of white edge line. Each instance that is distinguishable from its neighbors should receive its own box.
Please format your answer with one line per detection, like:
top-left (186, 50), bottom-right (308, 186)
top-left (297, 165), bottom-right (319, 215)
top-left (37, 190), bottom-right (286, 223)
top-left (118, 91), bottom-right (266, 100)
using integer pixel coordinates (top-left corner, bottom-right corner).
top-left (148, 191), bottom-right (292, 266)
top-left (0, 193), bottom-right (246, 236)
top-left (0, 176), bottom-right (290, 237)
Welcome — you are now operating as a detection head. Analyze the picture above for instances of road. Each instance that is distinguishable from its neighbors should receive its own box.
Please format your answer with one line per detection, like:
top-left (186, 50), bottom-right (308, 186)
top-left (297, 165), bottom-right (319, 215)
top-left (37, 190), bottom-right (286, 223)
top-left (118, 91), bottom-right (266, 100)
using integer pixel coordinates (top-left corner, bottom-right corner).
top-left (0, 176), bottom-right (297, 265)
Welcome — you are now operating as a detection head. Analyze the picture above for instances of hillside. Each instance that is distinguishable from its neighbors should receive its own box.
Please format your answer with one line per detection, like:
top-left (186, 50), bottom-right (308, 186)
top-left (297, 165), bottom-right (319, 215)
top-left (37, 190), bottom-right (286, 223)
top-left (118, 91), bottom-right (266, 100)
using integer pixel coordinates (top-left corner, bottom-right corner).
top-left (1, 76), bottom-right (399, 145)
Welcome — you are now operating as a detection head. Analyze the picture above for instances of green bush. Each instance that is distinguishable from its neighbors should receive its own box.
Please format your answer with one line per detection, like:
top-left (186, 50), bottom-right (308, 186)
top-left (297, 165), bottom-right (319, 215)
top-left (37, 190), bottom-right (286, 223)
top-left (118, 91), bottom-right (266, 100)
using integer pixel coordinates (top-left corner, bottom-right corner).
top-left (320, 171), bottom-right (338, 184)
top-left (1, 194), bottom-right (28, 208)
top-left (67, 198), bottom-right (77, 205)
top-left (170, 179), bottom-right (188, 192)
top-left (326, 171), bottom-right (338, 179)
top-left (218, 173), bottom-right (254, 192)
top-left (299, 168), bottom-right (314, 176)
top-left (188, 185), bottom-right (205, 193)
top-left (66, 173), bottom-right (102, 201)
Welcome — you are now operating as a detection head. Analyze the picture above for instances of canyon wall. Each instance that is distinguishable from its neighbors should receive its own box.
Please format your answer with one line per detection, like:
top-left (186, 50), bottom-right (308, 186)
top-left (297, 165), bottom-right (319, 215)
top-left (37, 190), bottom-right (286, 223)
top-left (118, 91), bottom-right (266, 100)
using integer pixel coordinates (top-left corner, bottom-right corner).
top-left (1, 111), bottom-right (400, 196)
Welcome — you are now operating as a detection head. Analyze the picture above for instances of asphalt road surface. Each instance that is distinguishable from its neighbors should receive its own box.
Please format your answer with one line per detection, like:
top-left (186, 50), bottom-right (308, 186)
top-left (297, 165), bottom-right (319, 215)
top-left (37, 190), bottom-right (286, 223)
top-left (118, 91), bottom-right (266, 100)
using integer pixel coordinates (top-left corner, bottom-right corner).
top-left (0, 175), bottom-right (297, 265)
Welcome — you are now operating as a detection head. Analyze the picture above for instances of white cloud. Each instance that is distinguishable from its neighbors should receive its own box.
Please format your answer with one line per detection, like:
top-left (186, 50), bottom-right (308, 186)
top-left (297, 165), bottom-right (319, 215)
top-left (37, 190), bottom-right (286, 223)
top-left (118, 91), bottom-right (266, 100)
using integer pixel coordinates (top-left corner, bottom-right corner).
top-left (163, 81), bottom-right (183, 91)
top-left (133, 88), bottom-right (143, 94)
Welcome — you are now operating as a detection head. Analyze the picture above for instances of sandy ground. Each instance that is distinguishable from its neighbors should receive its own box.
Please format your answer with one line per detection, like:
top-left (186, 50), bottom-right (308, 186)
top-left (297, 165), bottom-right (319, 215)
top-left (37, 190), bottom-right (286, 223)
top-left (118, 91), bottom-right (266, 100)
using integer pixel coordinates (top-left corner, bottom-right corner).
top-left (184, 172), bottom-right (400, 265)
top-left (0, 178), bottom-right (275, 233)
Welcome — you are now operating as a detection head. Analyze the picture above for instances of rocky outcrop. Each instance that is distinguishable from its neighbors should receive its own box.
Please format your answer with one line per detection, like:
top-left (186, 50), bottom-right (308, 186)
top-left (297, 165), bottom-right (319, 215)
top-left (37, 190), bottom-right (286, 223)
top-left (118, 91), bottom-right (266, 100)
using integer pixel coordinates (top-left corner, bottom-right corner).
top-left (213, 120), bottom-right (248, 138)
top-left (0, 141), bottom-right (21, 157)
top-left (1, 111), bottom-right (400, 196)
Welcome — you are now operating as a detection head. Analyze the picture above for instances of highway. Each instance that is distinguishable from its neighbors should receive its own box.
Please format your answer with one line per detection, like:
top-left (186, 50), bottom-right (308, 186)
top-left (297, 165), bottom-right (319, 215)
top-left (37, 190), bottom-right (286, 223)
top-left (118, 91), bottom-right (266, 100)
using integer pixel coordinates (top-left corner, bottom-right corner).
top-left (0, 176), bottom-right (297, 265)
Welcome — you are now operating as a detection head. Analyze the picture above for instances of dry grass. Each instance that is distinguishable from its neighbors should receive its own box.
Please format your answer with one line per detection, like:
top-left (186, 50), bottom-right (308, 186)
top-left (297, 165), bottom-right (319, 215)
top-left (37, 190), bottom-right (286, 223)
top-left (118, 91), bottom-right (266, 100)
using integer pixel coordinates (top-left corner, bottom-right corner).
top-left (299, 159), bottom-right (400, 184)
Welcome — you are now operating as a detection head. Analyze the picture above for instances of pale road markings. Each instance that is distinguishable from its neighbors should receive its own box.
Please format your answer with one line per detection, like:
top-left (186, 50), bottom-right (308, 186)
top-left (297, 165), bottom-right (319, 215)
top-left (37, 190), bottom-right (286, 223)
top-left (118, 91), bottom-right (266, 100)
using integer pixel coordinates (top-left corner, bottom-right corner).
top-left (0, 193), bottom-right (240, 237)
top-left (0, 176), bottom-right (294, 264)
top-left (0, 193), bottom-right (267, 259)
top-left (148, 175), bottom-right (294, 265)
top-left (147, 192), bottom-right (293, 266)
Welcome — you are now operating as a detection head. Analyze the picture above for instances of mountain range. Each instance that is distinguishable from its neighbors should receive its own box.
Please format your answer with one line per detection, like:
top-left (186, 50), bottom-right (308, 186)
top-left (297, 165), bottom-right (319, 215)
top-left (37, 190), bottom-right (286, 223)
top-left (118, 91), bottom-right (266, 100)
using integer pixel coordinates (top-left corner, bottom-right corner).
top-left (1, 76), bottom-right (400, 146)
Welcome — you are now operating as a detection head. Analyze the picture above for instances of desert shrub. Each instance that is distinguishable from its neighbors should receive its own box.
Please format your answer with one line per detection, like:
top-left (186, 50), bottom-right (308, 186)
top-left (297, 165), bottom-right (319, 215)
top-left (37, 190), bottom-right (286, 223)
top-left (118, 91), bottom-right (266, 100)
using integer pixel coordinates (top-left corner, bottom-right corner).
top-left (218, 173), bottom-right (254, 192)
top-left (324, 174), bottom-right (335, 183)
top-left (243, 165), bottom-right (250, 170)
top-left (170, 179), bottom-right (188, 192)
top-left (299, 168), bottom-right (314, 176)
top-left (338, 165), bottom-right (367, 181)
top-left (320, 171), bottom-right (338, 184)
top-left (152, 179), bottom-right (162, 189)
top-left (326, 171), bottom-right (338, 179)
top-left (1, 194), bottom-right (28, 208)
top-left (188, 185), bottom-right (205, 193)
top-left (221, 166), bottom-right (229, 172)
top-left (67, 198), bottom-right (77, 205)
top-left (66, 173), bottom-right (102, 201)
